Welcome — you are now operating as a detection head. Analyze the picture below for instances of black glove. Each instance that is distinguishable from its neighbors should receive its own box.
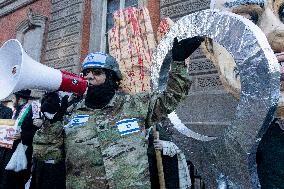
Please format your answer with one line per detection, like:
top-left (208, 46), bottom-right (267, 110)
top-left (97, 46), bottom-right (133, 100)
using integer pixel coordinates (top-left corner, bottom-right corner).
top-left (41, 92), bottom-right (60, 113)
top-left (41, 92), bottom-right (69, 122)
top-left (172, 36), bottom-right (204, 61)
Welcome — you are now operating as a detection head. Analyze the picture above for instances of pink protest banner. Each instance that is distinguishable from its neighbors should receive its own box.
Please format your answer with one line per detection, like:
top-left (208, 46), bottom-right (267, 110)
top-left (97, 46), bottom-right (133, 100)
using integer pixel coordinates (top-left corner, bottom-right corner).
top-left (108, 7), bottom-right (156, 94)
top-left (156, 17), bottom-right (174, 43)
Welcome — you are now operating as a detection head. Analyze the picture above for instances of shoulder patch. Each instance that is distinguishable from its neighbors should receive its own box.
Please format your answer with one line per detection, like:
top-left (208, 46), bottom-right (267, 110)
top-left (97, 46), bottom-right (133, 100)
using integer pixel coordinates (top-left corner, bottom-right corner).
top-left (64, 115), bottom-right (90, 129)
top-left (116, 118), bottom-right (140, 136)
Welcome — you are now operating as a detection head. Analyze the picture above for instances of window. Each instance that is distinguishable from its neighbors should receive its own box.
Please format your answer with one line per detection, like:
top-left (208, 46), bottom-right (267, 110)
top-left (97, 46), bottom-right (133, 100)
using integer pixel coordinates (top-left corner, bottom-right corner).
top-left (103, 0), bottom-right (138, 53)
top-left (89, 0), bottom-right (142, 53)
top-left (16, 9), bottom-right (47, 62)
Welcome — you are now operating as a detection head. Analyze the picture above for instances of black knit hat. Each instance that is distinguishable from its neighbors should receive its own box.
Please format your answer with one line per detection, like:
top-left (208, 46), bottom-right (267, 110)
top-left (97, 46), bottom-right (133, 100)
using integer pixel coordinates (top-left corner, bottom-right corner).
top-left (14, 89), bottom-right (36, 100)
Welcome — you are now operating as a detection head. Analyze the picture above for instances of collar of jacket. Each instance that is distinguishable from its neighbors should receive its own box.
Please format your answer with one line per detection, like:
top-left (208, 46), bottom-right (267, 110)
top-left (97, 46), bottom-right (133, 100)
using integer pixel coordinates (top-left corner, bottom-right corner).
top-left (78, 92), bottom-right (120, 110)
top-left (105, 92), bottom-right (120, 108)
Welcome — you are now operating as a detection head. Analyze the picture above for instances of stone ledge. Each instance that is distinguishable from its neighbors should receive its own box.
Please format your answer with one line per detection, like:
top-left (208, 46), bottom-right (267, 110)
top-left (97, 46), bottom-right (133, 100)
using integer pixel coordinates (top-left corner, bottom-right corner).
top-left (0, 0), bottom-right (36, 17)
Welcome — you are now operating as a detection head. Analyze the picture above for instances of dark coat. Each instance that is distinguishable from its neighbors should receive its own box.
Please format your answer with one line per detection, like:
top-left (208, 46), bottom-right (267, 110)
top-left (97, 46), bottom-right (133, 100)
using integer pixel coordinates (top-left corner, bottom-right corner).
top-left (147, 125), bottom-right (180, 189)
top-left (0, 103), bottom-right (38, 189)
top-left (0, 103), bottom-right (13, 119)
top-left (29, 159), bottom-right (66, 189)
top-left (257, 118), bottom-right (284, 189)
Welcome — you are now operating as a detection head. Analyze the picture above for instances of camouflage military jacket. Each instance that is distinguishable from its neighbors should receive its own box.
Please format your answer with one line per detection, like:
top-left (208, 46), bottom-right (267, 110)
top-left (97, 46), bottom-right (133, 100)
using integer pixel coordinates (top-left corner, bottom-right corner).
top-left (33, 120), bottom-right (65, 163)
top-left (34, 63), bottom-right (191, 189)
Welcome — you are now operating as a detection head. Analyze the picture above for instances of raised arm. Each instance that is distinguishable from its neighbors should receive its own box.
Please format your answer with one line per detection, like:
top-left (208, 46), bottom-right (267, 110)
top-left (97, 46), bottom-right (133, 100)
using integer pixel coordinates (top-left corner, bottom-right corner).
top-left (136, 37), bottom-right (204, 127)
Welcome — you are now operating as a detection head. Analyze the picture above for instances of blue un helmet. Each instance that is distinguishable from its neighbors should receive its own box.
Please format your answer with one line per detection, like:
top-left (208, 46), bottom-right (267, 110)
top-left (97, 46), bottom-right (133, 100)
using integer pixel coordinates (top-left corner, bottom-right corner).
top-left (82, 52), bottom-right (122, 81)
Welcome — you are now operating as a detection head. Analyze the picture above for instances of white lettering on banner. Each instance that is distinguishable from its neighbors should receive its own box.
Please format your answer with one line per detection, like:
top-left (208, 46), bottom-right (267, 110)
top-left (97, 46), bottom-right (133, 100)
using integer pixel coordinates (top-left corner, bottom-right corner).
top-left (64, 115), bottom-right (89, 128)
top-left (116, 118), bottom-right (140, 136)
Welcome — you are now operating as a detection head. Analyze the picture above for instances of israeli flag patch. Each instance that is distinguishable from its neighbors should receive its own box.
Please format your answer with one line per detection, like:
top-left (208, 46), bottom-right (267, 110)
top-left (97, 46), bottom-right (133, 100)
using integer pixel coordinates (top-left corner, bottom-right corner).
top-left (64, 115), bottom-right (90, 129)
top-left (116, 118), bottom-right (140, 136)
top-left (82, 52), bottom-right (107, 69)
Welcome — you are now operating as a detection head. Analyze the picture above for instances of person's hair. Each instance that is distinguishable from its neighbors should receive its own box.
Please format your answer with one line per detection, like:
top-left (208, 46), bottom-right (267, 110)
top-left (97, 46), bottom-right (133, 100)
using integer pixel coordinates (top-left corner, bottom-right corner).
top-left (13, 96), bottom-right (28, 109)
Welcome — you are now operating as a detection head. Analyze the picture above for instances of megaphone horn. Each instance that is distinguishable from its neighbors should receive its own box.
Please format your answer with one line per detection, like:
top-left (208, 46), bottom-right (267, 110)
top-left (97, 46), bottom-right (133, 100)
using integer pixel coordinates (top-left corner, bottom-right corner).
top-left (0, 39), bottom-right (87, 100)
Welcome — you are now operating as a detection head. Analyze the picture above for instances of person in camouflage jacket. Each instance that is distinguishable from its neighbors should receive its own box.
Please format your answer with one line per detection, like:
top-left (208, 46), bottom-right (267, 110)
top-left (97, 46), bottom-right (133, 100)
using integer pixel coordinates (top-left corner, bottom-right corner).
top-left (32, 37), bottom-right (202, 189)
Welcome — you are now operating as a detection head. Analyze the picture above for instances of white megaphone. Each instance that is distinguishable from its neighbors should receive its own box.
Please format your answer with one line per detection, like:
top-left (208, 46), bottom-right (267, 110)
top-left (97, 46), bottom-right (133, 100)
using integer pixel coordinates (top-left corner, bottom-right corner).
top-left (0, 39), bottom-right (88, 100)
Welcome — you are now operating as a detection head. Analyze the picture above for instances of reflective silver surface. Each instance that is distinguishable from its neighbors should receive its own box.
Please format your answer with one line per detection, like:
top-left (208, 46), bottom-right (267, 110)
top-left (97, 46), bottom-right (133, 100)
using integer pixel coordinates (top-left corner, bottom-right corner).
top-left (151, 9), bottom-right (280, 188)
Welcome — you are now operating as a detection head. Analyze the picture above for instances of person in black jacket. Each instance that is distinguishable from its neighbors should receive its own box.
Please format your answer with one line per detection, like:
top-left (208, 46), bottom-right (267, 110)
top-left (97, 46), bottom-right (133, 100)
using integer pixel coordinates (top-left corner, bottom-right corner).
top-left (0, 98), bottom-right (13, 187)
top-left (256, 118), bottom-right (284, 189)
top-left (0, 90), bottom-right (39, 189)
top-left (0, 99), bottom-right (13, 119)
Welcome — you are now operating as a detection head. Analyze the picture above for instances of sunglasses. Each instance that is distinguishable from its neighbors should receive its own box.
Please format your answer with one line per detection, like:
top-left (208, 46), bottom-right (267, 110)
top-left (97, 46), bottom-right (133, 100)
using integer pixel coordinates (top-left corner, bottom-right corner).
top-left (82, 69), bottom-right (105, 77)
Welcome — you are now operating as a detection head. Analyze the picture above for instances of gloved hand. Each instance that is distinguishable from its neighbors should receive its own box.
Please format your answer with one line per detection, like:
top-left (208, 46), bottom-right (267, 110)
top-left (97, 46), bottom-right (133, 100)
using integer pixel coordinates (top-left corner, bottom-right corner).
top-left (153, 139), bottom-right (163, 150)
top-left (172, 36), bottom-right (204, 61)
top-left (41, 92), bottom-right (60, 114)
top-left (33, 119), bottom-right (43, 128)
top-left (41, 92), bottom-right (69, 123)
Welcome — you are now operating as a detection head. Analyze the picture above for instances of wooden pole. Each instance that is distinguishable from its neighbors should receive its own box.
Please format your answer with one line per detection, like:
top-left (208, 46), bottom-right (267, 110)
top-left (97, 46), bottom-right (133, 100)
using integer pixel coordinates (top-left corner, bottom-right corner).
top-left (153, 125), bottom-right (166, 189)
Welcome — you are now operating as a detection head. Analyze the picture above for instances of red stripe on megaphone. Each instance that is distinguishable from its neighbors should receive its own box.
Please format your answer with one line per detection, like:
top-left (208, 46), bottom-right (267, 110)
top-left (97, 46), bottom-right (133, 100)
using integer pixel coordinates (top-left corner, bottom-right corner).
top-left (59, 70), bottom-right (87, 96)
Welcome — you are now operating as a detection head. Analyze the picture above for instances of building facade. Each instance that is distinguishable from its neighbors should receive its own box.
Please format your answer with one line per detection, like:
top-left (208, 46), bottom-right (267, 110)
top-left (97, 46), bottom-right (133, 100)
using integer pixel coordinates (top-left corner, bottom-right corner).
top-left (0, 0), bottom-right (160, 73)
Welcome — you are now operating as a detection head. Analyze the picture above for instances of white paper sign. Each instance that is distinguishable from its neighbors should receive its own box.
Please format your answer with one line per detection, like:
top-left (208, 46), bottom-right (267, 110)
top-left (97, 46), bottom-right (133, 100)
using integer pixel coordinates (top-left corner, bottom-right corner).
top-left (32, 100), bottom-right (41, 119)
top-left (0, 119), bottom-right (17, 149)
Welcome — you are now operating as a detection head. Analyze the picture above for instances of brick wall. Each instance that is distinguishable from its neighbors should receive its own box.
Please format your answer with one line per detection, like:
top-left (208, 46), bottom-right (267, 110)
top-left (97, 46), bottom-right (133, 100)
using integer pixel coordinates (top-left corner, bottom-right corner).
top-left (0, 0), bottom-right (52, 63)
top-left (0, 0), bottom-right (52, 44)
